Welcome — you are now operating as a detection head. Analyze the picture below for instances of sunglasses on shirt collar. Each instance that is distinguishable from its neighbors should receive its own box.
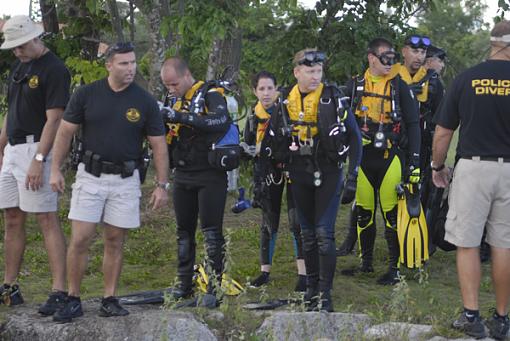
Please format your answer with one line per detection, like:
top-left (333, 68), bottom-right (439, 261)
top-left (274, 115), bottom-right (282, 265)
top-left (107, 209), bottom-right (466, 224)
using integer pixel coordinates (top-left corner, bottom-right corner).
top-left (12, 61), bottom-right (34, 84)
top-left (297, 51), bottom-right (326, 66)
top-left (404, 35), bottom-right (431, 49)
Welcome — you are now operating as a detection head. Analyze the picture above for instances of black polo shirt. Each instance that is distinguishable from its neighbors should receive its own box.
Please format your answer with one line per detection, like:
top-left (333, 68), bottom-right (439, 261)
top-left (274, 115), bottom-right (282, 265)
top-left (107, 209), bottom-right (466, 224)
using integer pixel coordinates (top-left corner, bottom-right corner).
top-left (6, 51), bottom-right (70, 140)
top-left (434, 59), bottom-right (510, 158)
top-left (63, 78), bottom-right (165, 163)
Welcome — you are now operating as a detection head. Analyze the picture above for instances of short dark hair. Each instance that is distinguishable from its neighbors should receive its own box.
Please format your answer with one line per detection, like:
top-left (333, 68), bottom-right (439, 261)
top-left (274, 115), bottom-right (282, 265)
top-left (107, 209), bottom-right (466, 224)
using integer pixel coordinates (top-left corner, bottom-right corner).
top-left (104, 42), bottom-right (135, 62)
top-left (161, 57), bottom-right (190, 76)
top-left (367, 38), bottom-right (393, 55)
top-left (251, 70), bottom-right (277, 89)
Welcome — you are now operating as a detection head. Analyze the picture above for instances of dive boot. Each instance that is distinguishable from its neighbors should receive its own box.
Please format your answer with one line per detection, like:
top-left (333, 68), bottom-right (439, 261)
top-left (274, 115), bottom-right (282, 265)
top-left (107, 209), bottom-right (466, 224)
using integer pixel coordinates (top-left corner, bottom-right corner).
top-left (340, 263), bottom-right (374, 276)
top-left (376, 268), bottom-right (400, 285)
top-left (319, 291), bottom-right (334, 312)
top-left (294, 275), bottom-right (307, 292)
top-left (170, 286), bottom-right (193, 300)
top-left (304, 286), bottom-right (319, 312)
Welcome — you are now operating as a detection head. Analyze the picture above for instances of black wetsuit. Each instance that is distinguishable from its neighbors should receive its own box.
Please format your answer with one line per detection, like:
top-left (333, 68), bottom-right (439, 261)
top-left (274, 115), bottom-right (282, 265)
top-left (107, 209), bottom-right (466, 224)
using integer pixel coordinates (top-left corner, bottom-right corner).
top-left (168, 82), bottom-right (231, 292)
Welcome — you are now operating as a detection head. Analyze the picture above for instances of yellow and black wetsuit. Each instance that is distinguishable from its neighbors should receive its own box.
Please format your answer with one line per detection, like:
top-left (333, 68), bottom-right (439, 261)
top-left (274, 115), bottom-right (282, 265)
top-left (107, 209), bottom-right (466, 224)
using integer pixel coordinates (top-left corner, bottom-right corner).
top-left (243, 101), bottom-right (303, 270)
top-left (264, 82), bottom-right (362, 309)
top-left (166, 81), bottom-right (231, 295)
top-left (345, 66), bottom-right (420, 284)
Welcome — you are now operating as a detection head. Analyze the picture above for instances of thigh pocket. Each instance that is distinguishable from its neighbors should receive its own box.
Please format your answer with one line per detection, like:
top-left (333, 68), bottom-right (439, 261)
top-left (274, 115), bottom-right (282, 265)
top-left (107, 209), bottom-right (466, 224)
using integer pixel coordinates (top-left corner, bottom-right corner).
top-left (71, 182), bottom-right (102, 208)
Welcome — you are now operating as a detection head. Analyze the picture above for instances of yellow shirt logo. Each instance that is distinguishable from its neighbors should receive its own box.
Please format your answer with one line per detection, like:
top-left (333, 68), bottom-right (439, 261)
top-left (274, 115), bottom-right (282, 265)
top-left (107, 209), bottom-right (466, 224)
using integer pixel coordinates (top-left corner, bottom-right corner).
top-left (472, 79), bottom-right (510, 96)
top-left (28, 75), bottom-right (39, 89)
top-left (126, 108), bottom-right (141, 122)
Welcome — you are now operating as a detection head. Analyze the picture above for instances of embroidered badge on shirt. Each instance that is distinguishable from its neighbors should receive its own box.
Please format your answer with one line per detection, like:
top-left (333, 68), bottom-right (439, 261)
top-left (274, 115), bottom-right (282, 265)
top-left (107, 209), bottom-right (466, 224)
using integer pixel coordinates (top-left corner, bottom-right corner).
top-left (28, 75), bottom-right (39, 89)
top-left (126, 108), bottom-right (141, 122)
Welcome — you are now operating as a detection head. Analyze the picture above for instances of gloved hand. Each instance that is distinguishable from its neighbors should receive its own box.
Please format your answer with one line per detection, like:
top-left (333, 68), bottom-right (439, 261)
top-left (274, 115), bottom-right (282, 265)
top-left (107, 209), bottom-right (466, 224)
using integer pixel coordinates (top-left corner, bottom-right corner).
top-left (407, 167), bottom-right (421, 184)
top-left (341, 172), bottom-right (357, 204)
top-left (160, 106), bottom-right (184, 123)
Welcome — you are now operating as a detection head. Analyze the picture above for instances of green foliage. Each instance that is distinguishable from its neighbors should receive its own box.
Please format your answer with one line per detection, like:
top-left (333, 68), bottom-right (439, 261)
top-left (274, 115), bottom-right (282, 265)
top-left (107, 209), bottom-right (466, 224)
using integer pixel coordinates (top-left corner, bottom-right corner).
top-left (65, 57), bottom-right (108, 86)
top-left (416, 0), bottom-right (490, 85)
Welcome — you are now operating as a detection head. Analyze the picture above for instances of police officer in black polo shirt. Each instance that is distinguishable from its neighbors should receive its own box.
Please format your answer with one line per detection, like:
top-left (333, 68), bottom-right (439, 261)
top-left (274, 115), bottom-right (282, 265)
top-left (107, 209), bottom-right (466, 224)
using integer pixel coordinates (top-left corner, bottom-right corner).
top-left (49, 42), bottom-right (169, 323)
top-left (432, 20), bottom-right (510, 340)
top-left (0, 15), bottom-right (69, 313)
top-left (160, 57), bottom-right (231, 307)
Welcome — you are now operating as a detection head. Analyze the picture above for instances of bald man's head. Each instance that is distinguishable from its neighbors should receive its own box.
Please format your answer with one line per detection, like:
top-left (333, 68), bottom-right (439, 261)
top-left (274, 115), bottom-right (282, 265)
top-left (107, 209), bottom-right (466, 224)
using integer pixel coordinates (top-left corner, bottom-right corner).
top-left (160, 57), bottom-right (195, 97)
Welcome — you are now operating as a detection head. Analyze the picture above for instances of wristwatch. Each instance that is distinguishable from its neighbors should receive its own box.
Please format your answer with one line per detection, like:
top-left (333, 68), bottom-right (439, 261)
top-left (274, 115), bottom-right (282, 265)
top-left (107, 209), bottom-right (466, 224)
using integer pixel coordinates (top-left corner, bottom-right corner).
top-left (34, 153), bottom-right (46, 162)
top-left (156, 182), bottom-right (170, 191)
top-left (430, 161), bottom-right (445, 172)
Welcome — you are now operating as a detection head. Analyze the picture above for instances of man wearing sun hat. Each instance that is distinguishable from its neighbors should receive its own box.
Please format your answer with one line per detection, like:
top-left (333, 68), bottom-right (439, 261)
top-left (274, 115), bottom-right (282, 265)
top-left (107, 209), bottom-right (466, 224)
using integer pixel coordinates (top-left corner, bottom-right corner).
top-left (0, 15), bottom-right (70, 315)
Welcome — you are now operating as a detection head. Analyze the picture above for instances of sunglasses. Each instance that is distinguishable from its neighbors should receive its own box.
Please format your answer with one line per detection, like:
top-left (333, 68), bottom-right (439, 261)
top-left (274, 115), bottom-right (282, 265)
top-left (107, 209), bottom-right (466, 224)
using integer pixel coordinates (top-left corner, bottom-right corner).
top-left (12, 62), bottom-right (33, 84)
top-left (297, 51), bottom-right (326, 66)
top-left (405, 35), bottom-right (431, 49)
top-left (373, 51), bottom-right (400, 66)
top-left (104, 42), bottom-right (135, 58)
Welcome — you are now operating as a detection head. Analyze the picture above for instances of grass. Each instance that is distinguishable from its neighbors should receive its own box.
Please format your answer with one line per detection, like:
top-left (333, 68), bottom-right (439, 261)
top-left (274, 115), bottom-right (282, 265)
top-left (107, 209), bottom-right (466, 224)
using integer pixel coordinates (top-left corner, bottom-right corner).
top-left (0, 135), bottom-right (494, 340)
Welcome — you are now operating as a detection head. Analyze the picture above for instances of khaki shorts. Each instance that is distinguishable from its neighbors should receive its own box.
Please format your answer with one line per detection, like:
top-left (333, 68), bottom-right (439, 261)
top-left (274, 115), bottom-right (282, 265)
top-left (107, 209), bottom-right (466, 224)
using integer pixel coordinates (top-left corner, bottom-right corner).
top-left (68, 163), bottom-right (142, 228)
top-left (0, 143), bottom-right (58, 212)
top-left (445, 158), bottom-right (510, 248)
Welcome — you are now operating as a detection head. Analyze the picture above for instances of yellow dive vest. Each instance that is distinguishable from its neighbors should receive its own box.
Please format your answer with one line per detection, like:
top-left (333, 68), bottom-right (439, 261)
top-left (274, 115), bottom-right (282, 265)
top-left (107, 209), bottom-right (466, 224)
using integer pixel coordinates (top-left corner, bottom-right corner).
top-left (397, 63), bottom-right (429, 103)
top-left (355, 65), bottom-right (400, 124)
top-left (253, 101), bottom-right (271, 154)
top-left (166, 81), bottom-right (224, 144)
top-left (286, 83), bottom-right (323, 142)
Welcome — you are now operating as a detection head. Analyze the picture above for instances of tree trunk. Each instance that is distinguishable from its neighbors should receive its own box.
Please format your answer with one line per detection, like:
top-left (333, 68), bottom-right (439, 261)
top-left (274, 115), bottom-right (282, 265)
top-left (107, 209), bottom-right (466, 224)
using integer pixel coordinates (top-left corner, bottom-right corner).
top-left (39, 0), bottom-right (59, 33)
top-left (64, 0), bottom-right (100, 61)
top-left (106, 0), bottom-right (125, 42)
top-left (206, 28), bottom-right (242, 83)
top-left (134, 0), bottom-right (168, 97)
top-left (206, 38), bottom-right (221, 80)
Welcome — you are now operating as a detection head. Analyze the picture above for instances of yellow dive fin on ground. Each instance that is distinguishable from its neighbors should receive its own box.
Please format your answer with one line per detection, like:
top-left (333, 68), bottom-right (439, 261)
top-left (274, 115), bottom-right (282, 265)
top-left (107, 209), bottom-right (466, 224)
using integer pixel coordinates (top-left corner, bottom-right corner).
top-left (397, 183), bottom-right (429, 268)
top-left (193, 264), bottom-right (244, 296)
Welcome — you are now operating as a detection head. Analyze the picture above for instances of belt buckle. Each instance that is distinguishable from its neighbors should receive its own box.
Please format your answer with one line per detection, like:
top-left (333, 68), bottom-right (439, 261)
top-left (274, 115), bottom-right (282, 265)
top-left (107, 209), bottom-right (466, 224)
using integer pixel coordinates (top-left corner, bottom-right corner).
top-left (26, 135), bottom-right (34, 143)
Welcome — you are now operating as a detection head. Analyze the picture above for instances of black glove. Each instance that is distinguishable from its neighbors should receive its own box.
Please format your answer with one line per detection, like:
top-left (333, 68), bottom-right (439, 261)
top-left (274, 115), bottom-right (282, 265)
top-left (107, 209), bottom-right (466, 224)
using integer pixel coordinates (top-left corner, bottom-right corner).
top-left (341, 172), bottom-right (357, 204)
top-left (161, 107), bottom-right (184, 123)
top-left (404, 155), bottom-right (421, 184)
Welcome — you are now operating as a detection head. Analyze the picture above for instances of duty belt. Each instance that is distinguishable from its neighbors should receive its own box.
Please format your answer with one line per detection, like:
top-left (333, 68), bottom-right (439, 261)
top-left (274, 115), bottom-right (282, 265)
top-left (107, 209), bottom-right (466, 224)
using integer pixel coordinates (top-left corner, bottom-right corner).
top-left (8, 135), bottom-right (39, 146)
top-left (82, 150), bottom-right (139, 178)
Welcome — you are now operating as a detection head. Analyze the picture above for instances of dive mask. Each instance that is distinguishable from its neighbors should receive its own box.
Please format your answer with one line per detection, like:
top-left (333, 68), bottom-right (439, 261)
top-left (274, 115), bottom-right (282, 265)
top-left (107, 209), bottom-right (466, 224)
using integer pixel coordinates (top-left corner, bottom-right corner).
top-left (297, 51), bottom-right (326, 66)
top-left (375, 51), bottom-right (399, 66)
top-left (404, 35), bottom-right (431, 49)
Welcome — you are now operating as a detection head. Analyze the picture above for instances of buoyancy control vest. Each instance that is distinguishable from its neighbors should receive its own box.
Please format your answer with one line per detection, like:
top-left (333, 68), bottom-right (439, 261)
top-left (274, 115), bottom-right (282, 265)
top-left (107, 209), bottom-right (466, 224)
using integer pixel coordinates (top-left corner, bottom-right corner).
top-left (167, 80), bottom-right (230, 170)
top-left (263, 83), bottom-right (350, 166)
top-left (253, 102), bottom-right (271, 154)
top-left (351, 66), bottom-right (404, 149)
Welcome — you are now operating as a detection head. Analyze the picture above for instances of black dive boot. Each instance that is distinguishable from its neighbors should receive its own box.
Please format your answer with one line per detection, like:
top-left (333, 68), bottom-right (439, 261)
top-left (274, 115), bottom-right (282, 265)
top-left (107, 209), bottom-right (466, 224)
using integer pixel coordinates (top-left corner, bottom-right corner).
top-left (304, 284), bottom-right (319, 312)
top-left (341, 220), bottom-right (375, 276)
top-left (316, 228), bottom-right (336, 312)
top-left (175, 230), bottom-right (196, 299)
top-left (301, 229), bottom-right (320, 311)
top-left (377, 225), bottom-right (401, 285)
top-left (319, 291), bottom-right (334, 312)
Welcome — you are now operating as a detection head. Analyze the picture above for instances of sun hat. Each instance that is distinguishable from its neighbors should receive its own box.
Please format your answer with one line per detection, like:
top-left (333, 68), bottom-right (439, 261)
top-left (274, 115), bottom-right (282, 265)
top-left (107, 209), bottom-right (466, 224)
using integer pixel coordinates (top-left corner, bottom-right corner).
top-left (1, 15), bottom-right (44, 49)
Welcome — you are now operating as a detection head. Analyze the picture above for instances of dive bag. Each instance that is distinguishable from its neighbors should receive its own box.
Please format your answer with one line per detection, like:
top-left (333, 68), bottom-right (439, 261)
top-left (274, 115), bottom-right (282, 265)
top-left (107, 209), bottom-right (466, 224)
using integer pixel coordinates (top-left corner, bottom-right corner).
top-left (208, 123), bottom-right (241, 171)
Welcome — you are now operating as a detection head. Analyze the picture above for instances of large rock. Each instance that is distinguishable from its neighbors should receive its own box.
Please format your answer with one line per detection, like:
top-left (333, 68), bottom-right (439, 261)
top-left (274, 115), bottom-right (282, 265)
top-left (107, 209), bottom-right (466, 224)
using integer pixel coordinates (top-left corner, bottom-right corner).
top-left (0, 303), bottom-right (217, 341)
top-left (365, 322), bottom-right (433, 340)
top-left (256, 312), bottom-right (372, 340)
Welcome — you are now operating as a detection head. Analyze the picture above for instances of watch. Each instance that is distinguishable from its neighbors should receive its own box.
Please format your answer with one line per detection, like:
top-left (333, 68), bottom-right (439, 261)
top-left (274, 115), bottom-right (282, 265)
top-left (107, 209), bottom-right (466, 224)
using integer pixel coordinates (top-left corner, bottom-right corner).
top-left (34, 153), bottom-right (46, 162)
top-left (430, 161), bottom-right (445, 172)
top-left (156, 182), bottom-right (170, 191)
